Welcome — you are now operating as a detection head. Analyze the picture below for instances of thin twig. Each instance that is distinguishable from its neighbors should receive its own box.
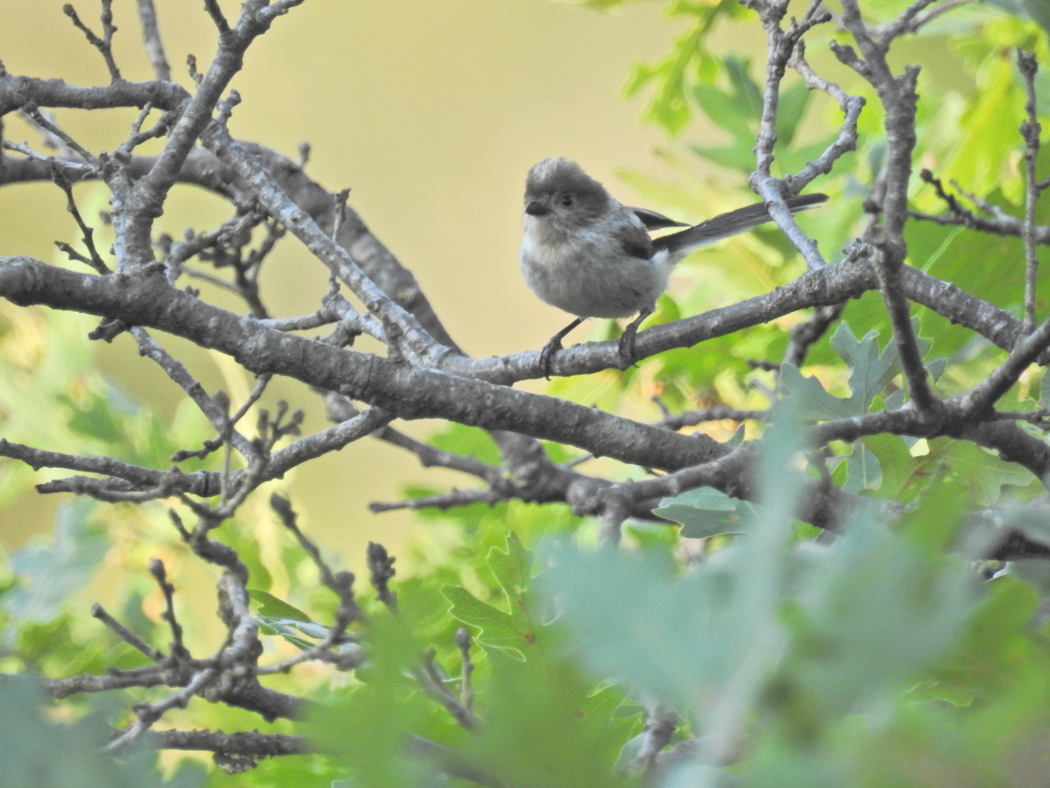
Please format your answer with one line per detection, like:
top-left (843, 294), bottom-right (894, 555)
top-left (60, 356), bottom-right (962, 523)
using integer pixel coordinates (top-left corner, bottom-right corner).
top-left (598, 486), bottom-right (633, 546)
top-left (136, 0), bottom-right (171, 81)
top-left (660, 406), bottom-right (769, 431)
top-left (367, 542), bottom-right (398, 612)
top-left (455, 628), bottom-right (474, 712)
top-left (49, 160), bottom-right (110, 274)
top-left (330, 188), bottom-right (350, 240)
top-left (271, 494), bottom-right (363, 625)
top-left (631, 702), bottom-right (679, 775)
top-left (785, 303), bottom-right (846, 367)
top-left (20, 103), bottom-right (95, 163)
top-left (116, 103), bottom-right (175, 158)
top-left (64, 1), bottom-right (122, 82)
top-left (959, 310), bottom-right (1050, 417)
top-left (990, 409), bottom-right (1050, 428)
top-left (745, 0), bottom-right (833, 270)
top-left (149, 559), bottom-right (189, 659)
top-left (203, 0), bottom-right (230, 33)
top-left (369, 488), bottom-right (505, 513)
top-left (325, 394), bottom-right (504, 485)
top-left (1018, 50), bottom-right (1042, 330)
top-left (131, 328), bottom-right (257, 461)
top-left (417, 649), bottom-right (478, 730)
top-left (838, 0), bottom-right (938, 412)
top-left (873, 0), bottom-right (971, 42)
top-left (91, 603), bottom-right (164, 662)
top-left (788, 40), bottom-right (866, 190)
top-left (107, 668), bottom-right (219, 752)
top-left (14, 105), bottom-right (77, 158)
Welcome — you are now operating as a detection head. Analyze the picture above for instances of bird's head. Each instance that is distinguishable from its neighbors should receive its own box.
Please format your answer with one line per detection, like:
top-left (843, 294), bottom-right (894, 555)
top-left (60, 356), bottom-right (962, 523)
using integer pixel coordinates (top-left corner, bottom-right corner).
top-left (523, 158), bottom-right (611, 233)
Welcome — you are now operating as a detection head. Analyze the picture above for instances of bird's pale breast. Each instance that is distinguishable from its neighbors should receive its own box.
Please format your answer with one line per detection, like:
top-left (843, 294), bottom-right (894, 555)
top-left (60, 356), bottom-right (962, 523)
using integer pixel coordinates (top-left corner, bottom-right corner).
top-left (519, 220), bottom-right (670, 318)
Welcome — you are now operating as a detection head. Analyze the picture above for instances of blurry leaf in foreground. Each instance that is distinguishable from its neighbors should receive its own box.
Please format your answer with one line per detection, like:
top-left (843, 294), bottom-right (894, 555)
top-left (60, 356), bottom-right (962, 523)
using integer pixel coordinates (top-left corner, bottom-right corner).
top-left (463, 651), bottom-right (637, 788)
top-left (0, 677), bottom-right (203, 788)
top-left (307, 614), bottom-right (431, 788)
top-left (774, 512), bottom-right (978, 724)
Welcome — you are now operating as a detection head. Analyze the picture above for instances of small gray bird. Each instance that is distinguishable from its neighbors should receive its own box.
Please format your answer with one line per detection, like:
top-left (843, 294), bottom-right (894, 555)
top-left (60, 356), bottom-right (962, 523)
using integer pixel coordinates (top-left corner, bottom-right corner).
top-left (519, 157), bottom-right (827, 376)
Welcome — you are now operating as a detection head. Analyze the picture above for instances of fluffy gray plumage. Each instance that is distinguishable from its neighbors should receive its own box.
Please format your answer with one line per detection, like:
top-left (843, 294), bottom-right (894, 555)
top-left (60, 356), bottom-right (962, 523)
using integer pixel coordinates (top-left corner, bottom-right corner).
top-left (520, 157), bottom-right (826, 320)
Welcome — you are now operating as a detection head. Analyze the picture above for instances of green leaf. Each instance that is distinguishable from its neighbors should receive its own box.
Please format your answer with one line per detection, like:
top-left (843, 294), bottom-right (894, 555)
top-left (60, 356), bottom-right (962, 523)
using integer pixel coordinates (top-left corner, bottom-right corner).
top-left (691, 56), bottom-right (763, 142)
top-left (248, 589), bottom-right (313, 622)
top-left (863, 432), bottom-right (919, 500)
top-left (3, 500), bottom-right (109, 624)
top-left (306, 614), bottom-right (432, 788)
top-left (777, 511), bottom-right (978, 721)
top-left (487, 531), bottom-right (531, 603)
top-left (0, 677), bottom-right (202, 788)
top-left (944, 54), bottom-right (1025, 197)
top-left (986, 0), bottom-right (1050, 34)
top-left (655, 486), bottom-right (754, 538)
top-left (778, 364), bottom-right (858, 420)
top-left (60, 390), bottom-right (127, 444)
top-left (1039, 368), bottom-right (1050, 406)
top-left (442, 586), bottom-right (533, 659)
top-left (693, 85), bottom-right (757, 140)
top-left (936, 439), bottom-right (1034, 506)
top-left (247, 591), bottom-right (362, 655)
top-left (691, 142), bottom-right (757, 173)
top-left (462, 651), bottom-right (636, 788)
top-left (541, 543), bottom-right (739, 712)
top-left (779, 323), bottom-right (907, 422)
top-left (1002, 559), bottom-right (1050, 598)
top-left (624, 4), bottom-right (745, 135)
top-left (776, 79), bottom-right (813, 146)
top-left (442, 532), bottom-right (538, 659)
top-left (829, 322), bottom-right (900, 408)
top-left (724, 55), bottom-right (763, 117)
top-left (754, 399), bottom-right (813, 531)
top-left (843, 442), bottom-right (882, 493)
top-left (542, 410), bottom-right (810, 721)
top-left (993, 503), bottom-right (1050, 551)
top-left (428, 423), bottom-right (501, 466)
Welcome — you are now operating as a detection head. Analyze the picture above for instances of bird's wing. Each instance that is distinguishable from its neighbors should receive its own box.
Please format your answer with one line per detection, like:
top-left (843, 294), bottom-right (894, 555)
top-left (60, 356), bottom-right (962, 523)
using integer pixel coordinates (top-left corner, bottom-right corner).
top-left (628, 206), bottom-right (690, 231)
top-left (654, 193), bottom-right (828, 256)
top-left (616, 220), bottom-right (656, 261)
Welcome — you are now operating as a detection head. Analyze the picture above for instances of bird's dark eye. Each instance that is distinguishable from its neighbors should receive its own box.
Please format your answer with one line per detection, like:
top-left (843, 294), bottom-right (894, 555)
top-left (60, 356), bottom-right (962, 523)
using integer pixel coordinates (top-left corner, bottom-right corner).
top-left (559, 193), bottom-right (575, 208)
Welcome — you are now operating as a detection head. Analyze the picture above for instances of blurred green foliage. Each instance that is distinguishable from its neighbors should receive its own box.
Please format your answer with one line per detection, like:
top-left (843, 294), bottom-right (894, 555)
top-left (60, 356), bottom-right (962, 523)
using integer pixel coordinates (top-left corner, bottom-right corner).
top-left (0, 677), bottom-right (206, 788)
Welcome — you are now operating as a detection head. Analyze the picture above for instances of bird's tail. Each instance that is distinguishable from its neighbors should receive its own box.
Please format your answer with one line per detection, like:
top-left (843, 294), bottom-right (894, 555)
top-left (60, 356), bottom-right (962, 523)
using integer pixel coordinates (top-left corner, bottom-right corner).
top-left (655, 193), bottom-right (828, 257)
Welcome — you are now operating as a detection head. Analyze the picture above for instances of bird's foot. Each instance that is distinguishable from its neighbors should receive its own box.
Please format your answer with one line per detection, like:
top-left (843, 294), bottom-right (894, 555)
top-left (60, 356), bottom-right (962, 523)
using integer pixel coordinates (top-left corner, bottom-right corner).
top-left (540, 336), bottom-right (563, 380)
top-left (539, 317), bottom-right (585, 379)
top-left (617, 307), bottom-right (652, 370)
top-left (617, 328), bottom-right (638, 370)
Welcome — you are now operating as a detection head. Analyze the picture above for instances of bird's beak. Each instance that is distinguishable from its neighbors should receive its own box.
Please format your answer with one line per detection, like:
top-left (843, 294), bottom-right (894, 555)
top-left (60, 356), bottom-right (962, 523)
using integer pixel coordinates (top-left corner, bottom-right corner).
top-left (524, 200), bottom-right (550, 217)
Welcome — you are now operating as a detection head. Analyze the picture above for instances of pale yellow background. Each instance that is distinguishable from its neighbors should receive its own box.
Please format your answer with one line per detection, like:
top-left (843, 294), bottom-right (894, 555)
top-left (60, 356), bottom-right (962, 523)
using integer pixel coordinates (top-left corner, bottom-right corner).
top-left (0, 0), bottom-right (713, 567)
